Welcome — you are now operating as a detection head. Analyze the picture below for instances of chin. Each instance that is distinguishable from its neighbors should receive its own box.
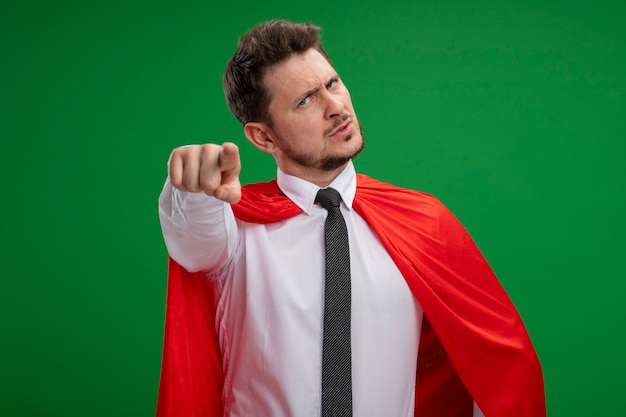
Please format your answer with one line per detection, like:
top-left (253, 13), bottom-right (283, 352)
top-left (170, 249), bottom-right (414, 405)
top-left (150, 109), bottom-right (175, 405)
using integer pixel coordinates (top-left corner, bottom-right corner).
top-left (319, 137), bottom-right (365, 171)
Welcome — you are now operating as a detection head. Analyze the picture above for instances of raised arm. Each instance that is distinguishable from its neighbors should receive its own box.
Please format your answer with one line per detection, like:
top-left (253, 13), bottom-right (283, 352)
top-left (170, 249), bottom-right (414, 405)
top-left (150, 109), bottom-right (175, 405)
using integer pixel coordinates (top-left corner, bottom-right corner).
top-left (158, 143), bottom-right (242, 273)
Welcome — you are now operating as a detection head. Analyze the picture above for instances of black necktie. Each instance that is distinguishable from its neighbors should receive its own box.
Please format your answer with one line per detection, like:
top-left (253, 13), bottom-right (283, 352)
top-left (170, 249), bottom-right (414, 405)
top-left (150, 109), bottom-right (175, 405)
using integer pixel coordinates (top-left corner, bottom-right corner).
top-left (316, 187), bottom-right (352, 417)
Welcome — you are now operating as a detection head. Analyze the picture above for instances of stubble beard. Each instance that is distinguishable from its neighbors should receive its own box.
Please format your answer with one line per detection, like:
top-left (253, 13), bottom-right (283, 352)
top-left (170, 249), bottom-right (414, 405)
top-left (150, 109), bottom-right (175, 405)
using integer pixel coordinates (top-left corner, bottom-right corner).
top-left (317, 133), bottom-right (365, 170)
top-left (275, 120), bottom-right (366, 172)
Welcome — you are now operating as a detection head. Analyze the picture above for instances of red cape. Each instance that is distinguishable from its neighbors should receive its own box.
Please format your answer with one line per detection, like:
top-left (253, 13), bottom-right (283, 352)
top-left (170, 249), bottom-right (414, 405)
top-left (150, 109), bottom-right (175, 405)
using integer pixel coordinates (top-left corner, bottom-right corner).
top-left (156, 175), bottom-right (545, 417)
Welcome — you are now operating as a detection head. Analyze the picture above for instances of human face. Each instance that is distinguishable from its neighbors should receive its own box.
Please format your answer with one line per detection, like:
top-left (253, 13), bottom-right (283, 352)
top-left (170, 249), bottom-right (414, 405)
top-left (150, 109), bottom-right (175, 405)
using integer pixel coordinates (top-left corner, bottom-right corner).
top-left (263, 48), bottom-right (364, 185)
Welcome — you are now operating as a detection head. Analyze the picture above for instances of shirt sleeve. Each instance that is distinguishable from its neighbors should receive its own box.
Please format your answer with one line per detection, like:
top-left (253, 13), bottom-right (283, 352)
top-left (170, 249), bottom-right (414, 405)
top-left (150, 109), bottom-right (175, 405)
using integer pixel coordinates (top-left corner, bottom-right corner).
top-left (158, 178), bottom-right (239, 273)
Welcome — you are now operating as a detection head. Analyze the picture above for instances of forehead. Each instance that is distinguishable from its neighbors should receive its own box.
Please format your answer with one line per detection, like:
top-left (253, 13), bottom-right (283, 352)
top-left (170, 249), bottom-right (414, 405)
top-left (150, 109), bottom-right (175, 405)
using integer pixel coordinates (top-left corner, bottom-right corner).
top-left (264, 48), bottom-right (336, 101)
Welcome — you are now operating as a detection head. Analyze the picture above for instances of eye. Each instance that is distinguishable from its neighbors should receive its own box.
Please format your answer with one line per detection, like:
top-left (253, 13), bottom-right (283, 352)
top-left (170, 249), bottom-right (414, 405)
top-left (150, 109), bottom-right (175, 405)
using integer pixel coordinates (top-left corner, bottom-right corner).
top-left (298, 96), bottom-right (311, 106)
top-left (326, 79), bottom-right (338, 89)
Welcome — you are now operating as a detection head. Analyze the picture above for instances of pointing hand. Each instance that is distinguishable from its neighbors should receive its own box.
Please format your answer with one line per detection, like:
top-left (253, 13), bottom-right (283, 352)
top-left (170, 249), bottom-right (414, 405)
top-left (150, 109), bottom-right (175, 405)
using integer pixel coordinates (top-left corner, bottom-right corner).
top-left (168, 142), bottom-right (242, 204)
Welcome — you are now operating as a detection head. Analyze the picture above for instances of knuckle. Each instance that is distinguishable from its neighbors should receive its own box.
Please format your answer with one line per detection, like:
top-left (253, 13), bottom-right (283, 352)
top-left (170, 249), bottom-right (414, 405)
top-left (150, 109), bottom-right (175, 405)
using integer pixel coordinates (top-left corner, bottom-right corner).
top-left (200, 174), bottom-right (220, 193)
top-left (170, 176), bottom-right (182, 188)
top-left (173, 145), bottom-right (194, 159)
top-left (200, 143), bottom-right (219, 157)
top-left (183, 178), bottom-right (198, 192)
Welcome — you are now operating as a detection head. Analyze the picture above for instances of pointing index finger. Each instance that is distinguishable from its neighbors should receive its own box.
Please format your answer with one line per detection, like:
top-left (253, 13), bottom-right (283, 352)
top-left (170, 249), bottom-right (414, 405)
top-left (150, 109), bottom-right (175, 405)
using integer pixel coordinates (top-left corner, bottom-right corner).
top-left (219, 142), bottom-right (241, 174)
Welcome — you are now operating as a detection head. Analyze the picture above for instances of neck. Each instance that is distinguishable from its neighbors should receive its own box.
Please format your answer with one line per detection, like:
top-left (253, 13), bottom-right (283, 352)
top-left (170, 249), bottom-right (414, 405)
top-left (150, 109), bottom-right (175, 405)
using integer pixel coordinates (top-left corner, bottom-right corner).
top-left (278, 161), bottom-right (350, 188)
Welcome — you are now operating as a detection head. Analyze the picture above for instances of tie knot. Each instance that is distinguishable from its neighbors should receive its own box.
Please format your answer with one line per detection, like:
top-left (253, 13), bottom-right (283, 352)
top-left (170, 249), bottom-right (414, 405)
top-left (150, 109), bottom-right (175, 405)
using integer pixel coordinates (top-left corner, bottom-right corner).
top-left (316, 188), bottom-right (341, 211)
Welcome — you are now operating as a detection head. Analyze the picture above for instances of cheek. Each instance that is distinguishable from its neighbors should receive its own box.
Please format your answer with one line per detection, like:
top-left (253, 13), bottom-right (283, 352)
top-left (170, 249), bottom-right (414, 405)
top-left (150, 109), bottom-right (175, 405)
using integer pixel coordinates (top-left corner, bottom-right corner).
top-left (274, 111), bottom-right (325, 147)
top-left (275, 121), bottom-right (309, 149)
top-left (288, 116), bottom-right (321, 139)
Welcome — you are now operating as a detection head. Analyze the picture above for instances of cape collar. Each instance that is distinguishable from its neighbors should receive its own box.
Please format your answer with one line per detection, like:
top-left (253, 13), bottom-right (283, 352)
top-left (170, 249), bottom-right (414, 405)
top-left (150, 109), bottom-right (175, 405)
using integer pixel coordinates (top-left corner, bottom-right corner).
top-left (276, 161), bottom-right (357, 215)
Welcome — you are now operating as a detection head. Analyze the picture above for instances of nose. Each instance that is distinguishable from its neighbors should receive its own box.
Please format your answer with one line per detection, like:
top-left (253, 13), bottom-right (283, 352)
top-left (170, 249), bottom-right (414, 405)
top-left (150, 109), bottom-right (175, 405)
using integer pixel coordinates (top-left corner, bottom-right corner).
top-left (323, 91), bottom-right (345, 119)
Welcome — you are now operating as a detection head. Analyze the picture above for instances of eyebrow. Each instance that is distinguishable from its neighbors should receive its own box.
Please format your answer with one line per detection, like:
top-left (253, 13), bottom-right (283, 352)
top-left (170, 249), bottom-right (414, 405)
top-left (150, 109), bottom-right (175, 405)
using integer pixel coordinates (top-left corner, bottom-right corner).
top-left (299, 86), bottom-right (320, 103)
top-left (295, 75), bottom-right (339, 104)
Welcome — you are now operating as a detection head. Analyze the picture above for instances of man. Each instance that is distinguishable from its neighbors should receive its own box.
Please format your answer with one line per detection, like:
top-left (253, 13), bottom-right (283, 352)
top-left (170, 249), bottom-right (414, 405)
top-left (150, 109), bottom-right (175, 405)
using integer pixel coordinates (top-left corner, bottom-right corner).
top-left (157, 19), bottom-right (545, 417)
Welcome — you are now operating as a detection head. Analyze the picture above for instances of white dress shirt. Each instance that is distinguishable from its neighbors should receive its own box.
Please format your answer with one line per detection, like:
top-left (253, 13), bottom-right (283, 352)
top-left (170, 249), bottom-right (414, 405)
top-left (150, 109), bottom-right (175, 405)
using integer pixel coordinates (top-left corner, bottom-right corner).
top-left (159, 161), bottom-right (484, 417)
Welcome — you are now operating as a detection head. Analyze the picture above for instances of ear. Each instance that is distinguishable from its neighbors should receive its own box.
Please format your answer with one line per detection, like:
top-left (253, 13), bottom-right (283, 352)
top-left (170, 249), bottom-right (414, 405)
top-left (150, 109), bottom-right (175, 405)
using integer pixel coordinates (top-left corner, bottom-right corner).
top-left (244, 122), bottom-right (277, 154)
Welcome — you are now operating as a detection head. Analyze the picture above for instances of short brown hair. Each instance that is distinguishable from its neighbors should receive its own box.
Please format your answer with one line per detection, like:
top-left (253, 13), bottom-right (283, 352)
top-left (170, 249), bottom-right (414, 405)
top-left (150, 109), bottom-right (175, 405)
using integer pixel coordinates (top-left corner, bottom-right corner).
top-left (223, 19), bottom-right (331, 125)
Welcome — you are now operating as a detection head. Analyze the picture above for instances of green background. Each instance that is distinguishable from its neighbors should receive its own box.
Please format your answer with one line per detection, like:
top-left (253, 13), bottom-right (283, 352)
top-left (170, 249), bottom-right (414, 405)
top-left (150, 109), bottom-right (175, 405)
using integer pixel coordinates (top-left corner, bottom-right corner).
top-left (2, 0), bottom-right (624, 415)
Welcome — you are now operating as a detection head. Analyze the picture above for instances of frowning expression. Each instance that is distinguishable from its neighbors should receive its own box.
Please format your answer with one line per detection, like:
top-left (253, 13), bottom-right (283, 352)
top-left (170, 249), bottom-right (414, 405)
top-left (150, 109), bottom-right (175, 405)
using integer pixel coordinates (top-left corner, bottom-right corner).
top-left (261, 48), bottom-right (364, 182)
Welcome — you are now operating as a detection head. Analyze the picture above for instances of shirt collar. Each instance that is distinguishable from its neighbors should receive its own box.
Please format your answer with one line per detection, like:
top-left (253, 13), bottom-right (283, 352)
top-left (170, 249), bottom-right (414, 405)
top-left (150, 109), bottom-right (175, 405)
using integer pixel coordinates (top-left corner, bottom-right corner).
top-left (276, 161), bottom-right (357, 215)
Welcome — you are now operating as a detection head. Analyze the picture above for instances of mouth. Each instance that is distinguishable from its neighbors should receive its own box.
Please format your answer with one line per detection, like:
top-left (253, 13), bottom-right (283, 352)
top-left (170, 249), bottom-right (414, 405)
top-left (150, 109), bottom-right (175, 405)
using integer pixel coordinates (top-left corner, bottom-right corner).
top-left (329, 120), bottom-right (352, 137)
